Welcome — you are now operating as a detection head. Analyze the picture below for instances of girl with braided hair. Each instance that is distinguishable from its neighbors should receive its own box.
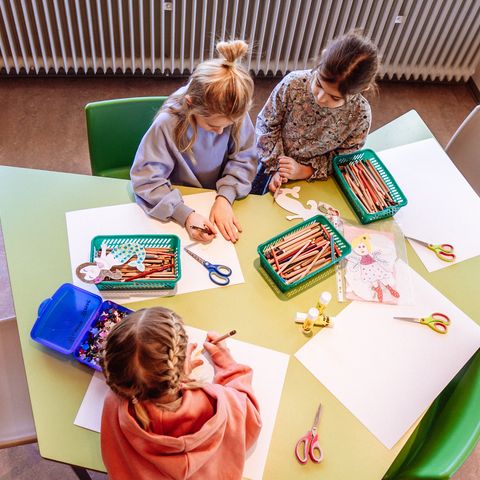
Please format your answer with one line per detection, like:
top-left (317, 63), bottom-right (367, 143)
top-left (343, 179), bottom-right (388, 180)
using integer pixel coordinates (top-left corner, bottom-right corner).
top-left (131, 39), bottom-right (257, 244)
top-left (100, 307), bottom-right (261, 480)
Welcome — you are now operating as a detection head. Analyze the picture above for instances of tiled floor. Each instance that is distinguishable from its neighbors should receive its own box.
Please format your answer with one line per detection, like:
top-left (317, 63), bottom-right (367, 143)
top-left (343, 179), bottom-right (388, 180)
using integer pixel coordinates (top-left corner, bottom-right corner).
top-left (0, 77), bottom-right (478, 479)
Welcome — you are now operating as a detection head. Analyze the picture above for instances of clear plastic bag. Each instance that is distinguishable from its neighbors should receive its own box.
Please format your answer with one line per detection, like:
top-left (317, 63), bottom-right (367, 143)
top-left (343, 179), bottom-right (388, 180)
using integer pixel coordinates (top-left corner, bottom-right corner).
top-left (336, 218), bottom-right (414, 305)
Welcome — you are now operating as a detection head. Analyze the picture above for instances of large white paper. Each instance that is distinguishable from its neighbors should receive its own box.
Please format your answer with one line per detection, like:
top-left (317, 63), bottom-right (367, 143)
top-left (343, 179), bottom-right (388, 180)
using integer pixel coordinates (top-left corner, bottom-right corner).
top-left (377, 138), bottom-right (480, 271)
top-left (65, 193), bottom-right (244, 302)
top-left (74, 326), bottom-right (290, 480)
top-left (295, 263), bottom-right (480, 449)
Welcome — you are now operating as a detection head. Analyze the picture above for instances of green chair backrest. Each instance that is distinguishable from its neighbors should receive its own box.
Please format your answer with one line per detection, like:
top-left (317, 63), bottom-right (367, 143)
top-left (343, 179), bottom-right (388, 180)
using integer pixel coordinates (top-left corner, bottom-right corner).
top-left (85, 96), bottom-right (167, 179)
top-left (383, 349), bottom-right (480, 479)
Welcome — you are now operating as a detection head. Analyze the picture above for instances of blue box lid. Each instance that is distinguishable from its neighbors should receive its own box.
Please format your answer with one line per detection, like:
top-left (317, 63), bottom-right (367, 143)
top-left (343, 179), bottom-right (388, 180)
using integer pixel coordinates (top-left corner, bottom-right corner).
top-left (31, 283), bottom-right (103, 355)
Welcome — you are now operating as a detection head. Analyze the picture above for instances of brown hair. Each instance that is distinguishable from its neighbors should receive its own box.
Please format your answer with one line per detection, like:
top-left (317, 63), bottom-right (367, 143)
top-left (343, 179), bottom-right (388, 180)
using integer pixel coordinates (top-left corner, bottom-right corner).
top-left (163, 40), bottom-right (254, 156)
top-left (102, 307), bottom-right (197, 431)
top-left (314, 32), bottom-right (379, 97)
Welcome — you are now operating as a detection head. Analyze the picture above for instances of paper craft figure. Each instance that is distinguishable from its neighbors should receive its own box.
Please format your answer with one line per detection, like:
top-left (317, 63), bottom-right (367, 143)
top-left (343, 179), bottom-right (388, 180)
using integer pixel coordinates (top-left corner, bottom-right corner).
top-left (274, 186), bottom-right (340, 225)
top-left (76, 242), bottom-right (146, 284)
top-left (344, 227), bottom-right (400, 304)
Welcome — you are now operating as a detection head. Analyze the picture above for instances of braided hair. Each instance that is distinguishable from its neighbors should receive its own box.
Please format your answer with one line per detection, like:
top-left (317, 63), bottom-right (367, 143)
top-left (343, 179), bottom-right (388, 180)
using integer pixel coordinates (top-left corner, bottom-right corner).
top-left (101, 307), bottom-right (196, 431)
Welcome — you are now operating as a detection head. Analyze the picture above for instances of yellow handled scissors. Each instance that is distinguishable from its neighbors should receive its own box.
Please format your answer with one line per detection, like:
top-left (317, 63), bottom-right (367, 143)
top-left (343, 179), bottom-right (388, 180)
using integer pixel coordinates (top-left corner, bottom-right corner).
top-left (405, 236), bottom-right (455, 262)
top-left (394, 312), bottom-right (451, 334)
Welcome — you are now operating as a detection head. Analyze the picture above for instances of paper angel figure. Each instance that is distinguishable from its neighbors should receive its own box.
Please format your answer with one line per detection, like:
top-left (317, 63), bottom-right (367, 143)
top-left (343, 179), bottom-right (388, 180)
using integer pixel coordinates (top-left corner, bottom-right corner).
top-left (346, 233), bottom-right (400, 303)
top-left (76, 242), bottom-right (146, 284)
top-left (274, 186), bottom-right (341, 226)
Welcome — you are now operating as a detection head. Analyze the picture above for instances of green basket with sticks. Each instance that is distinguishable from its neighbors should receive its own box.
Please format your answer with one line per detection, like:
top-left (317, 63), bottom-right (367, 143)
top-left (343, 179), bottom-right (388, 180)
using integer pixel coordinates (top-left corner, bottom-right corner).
top-left (89, 234), bottom-right (181, 291)
top-left (257, 215), bottom-right (351, 293)
top-left (333, 149), bottom-right (408, 224)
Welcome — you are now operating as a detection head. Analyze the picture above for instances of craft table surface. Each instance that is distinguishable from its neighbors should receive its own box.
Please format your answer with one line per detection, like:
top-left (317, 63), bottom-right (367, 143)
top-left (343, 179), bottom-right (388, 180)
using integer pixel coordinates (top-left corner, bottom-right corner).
top-left (0, 110), bottom-right (478, 479)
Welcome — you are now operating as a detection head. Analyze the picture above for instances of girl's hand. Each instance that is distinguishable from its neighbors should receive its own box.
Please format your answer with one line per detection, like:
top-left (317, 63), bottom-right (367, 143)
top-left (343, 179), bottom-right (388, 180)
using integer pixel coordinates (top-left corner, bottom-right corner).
top-left (278, 156), bottom-right (314, 180)
top-left (203, 331), bottom-right (234, 368)
top-left (184, 342), bottom-right (204, 375)
top-left (268, 171), bottom-right (287, 193)
top-left (185, 212), bottom-right (217, 243)
top-left (209, 196), bottom-right (242, 243)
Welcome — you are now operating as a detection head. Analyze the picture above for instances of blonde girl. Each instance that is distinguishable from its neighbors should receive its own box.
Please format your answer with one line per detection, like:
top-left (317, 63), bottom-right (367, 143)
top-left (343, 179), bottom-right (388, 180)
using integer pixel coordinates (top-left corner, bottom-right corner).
top-left (254, 32), bottom-right (379, 193)
top-left (131, 40), bottom-right (256, 243)
top-left (101, 307), bottom-right (261, 480)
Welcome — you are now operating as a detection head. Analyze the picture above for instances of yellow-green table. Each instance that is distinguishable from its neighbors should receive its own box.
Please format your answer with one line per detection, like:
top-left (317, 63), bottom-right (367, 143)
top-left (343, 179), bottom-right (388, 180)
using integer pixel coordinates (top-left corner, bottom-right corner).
top-left (0, 110), bottom-right (478, 479)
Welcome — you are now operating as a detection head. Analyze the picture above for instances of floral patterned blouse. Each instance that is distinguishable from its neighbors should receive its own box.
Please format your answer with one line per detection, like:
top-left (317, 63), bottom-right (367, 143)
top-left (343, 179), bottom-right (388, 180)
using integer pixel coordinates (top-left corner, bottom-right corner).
top-left (256, 70), bottom-right (371, 180)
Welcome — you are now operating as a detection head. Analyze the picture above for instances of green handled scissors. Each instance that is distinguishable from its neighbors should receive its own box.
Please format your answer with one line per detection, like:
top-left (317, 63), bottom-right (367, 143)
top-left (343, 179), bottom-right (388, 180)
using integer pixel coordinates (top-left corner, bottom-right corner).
top-left (405, 236), bottom-right (455, 262)
top-left (394, 312), bottom-right (451, 334)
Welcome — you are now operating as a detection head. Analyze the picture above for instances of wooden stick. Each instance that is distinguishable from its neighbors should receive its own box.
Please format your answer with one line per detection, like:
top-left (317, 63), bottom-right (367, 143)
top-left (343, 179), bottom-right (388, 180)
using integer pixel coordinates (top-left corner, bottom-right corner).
top-left (285, 256), bottom-right (331, 284)
top-left (277, 240), bottom-right (312, 275)
top-left (298, 249), bottom-right (324, 280)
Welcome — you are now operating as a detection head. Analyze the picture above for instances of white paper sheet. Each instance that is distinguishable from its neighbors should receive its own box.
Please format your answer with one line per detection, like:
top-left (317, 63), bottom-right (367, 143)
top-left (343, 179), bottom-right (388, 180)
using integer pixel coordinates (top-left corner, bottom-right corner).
top-left (377, 138), bottom-right (480, 271)
top-left (295, 263), bottom-right (480, 449)
top-left (65, 193), bottom-right (244, 302)
top-left (74, 326), bottom-right (290, 480)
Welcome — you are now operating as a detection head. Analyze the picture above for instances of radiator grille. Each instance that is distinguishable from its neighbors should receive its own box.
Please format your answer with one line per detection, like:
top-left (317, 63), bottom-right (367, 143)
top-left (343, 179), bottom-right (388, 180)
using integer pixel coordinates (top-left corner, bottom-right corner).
top-left (1, 0), bottom-right (479, 81)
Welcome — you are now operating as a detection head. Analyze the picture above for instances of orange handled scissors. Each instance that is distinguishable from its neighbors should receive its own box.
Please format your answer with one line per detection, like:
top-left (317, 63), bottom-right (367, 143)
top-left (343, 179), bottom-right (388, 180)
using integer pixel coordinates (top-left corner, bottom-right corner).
top-left (405, 236), bottom-right (455, 262)
top-left (295, 403), bottom-right (324, 465)
top-left (394, 312), bottom-right (451, 334)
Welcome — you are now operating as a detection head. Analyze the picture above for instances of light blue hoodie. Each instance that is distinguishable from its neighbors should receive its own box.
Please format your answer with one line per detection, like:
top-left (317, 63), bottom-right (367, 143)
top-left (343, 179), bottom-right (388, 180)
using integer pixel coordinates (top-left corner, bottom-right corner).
top-left (130, 88), bottom-right (258, 226)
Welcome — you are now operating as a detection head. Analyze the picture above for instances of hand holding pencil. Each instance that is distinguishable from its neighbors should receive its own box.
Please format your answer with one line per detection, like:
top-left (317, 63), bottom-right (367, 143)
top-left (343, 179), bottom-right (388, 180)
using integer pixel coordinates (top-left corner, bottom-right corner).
top-left (202, 330), bottom-right (237, 368)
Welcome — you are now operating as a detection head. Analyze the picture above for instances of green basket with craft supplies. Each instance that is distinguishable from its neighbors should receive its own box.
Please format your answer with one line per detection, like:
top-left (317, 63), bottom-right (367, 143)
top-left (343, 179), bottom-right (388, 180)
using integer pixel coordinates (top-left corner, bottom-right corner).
top-left (333, 149), bottom-right (408, 224)
top-left (257, 215), bottom-right (351, 293)
top-left (88, 234), bottom-right (181, 291)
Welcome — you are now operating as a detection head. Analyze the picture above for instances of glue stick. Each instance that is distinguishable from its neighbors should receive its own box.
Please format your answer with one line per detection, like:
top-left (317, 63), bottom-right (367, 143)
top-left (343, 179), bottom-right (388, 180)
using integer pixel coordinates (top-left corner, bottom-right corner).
top-left (316, 291), bottom-right (333, 328)
top-left (302, 308), bottom-right (319, 336)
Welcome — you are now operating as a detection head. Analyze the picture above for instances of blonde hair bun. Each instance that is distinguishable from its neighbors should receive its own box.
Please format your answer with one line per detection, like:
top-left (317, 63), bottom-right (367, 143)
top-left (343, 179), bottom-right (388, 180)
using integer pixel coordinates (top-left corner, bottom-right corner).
top-left (216, 40), bottom-right (248, 64)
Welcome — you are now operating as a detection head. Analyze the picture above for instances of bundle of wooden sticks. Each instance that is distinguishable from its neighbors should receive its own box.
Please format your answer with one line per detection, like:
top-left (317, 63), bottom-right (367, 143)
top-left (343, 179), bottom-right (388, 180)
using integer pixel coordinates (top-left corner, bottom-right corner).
top-left (265, 223), bottom-right (341, 285)
top-left (101, 247), bottom-right (176, 282)
top-left (339, 159), bottom-right (398, 213)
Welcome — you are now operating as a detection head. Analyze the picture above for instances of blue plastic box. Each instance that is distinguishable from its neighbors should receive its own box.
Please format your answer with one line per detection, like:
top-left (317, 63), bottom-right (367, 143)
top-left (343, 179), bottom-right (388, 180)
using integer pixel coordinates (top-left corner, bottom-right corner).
top-left (31, 283), bottom-right (132, 371)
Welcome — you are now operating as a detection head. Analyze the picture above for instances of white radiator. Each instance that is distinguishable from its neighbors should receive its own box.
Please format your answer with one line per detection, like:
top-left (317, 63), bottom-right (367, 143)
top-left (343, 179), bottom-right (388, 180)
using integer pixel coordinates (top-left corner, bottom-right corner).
top-left (0, 0), bottom-right (479, 81)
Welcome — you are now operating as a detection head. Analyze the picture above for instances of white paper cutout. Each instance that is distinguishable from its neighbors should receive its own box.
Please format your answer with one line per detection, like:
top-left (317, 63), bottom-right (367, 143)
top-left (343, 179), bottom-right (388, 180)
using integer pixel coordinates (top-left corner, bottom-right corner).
top-left (274, 186), bottom-right (341, 226)
top-left (76, 241), bottom-right (146, 284)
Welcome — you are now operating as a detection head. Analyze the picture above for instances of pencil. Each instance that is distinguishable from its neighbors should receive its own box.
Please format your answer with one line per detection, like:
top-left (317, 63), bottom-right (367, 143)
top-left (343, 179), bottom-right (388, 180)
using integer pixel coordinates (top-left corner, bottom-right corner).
top-left (199, 329), bottom-right (237, 355)
top-left (190, 225), bottom-right (214, 235)
top-left (211, 329), bottom-right (237, 344)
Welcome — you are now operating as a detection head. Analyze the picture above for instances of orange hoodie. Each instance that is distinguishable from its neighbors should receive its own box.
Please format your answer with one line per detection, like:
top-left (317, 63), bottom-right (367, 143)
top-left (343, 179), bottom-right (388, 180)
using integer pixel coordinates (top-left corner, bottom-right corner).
top-left (101, 352), bottom-right (262, 480)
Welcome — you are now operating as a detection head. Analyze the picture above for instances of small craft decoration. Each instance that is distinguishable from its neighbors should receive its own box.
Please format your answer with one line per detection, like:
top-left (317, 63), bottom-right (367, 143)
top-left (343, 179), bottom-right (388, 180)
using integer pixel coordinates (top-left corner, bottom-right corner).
top-left (343, 225), bottom-right (400, 304)
top-left (274, 186), bottom-right (340, 226)
top-left (76, 242), bottom-right (146, 284)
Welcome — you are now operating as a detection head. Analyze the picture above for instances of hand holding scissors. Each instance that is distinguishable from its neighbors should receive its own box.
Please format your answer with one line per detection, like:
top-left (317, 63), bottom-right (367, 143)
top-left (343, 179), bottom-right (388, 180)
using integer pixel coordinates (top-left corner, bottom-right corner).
top-left (405, 236), bottom-right (455, 262)
top-left (394, 312), bottom-right (451, 334)
top-left (184, 247), bottom-right (232, 286)
top-left (295, 403), bottom-right (324, 465)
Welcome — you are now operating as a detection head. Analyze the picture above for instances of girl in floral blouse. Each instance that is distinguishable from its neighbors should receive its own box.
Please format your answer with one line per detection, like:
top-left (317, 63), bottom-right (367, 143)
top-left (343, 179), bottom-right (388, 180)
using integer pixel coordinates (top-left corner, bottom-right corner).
top-left (254, 32), bottom-right (379, 194)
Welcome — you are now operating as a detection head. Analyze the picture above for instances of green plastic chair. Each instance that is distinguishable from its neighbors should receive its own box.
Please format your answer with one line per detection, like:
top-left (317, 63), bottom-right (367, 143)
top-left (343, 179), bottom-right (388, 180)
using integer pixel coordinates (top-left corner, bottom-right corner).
top-left (85, 96), bottom-right (167, 179)
top-left (384, 349), bottom-right (480, 479)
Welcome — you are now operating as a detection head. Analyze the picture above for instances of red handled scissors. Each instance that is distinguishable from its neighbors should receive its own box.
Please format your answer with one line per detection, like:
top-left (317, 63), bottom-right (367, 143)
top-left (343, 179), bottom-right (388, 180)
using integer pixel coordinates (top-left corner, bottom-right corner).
top-left (394, 312), bottom-right (451, 334)
top-left (405, 236), bottom-right (455, 262)
top-left (295, 403), bottom-right (324, 465)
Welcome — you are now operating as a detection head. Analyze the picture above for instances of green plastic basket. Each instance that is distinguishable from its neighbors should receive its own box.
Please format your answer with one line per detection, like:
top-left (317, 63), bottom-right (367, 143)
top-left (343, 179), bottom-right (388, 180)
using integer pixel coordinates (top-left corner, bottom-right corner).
top-left (257, 215), bottom-right (351, 293)
top-left (333, 149), bottom-right (408, 224)
top-left (90, 234), bottom-right (181, 291)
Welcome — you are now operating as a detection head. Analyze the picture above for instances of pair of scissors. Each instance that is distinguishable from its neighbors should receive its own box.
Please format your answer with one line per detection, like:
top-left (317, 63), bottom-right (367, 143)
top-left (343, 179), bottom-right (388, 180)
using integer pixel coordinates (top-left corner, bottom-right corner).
top-left (405, 236), bottom-right (455, 262)
top-left (295, 403), bottom-right (324, 465)
top-left (184, 247), bottom-right (232, 286)
top-left (394, 312), bottom-right (451, 334)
